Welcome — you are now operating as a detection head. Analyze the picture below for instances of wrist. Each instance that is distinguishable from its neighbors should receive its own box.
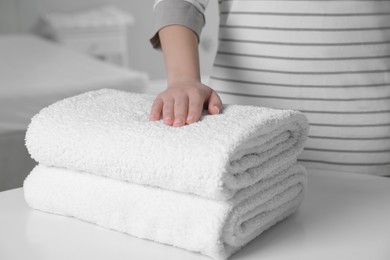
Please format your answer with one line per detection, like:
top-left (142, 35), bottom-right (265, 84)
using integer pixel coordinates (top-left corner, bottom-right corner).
top-left (167, 76), bottom-right (202, 88)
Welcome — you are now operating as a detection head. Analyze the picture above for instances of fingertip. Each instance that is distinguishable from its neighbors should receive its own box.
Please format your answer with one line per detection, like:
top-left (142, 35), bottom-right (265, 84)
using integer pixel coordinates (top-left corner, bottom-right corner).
top-left (213, 105), bottom-right (220, 114)
top-left (208, 105), bottom-right (221, 115)
top-left (149, 113), bottom-right (160, 121)
top-left (162, 115), bottom-right (171, 124)
top-left (186, 114), bottom-right (195, 124)
top-left (173, 117), bottom-right (186, 127)
top-left (150, 98), bottom-right (163, 121)
top-left (208, 91), bottom-right (223, 115)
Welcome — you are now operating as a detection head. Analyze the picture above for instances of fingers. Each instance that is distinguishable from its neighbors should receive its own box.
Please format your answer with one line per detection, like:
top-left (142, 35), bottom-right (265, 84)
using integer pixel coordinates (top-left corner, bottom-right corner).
top-left (186, 94), bottom-right (204, 124)
top-left (149, 98), bottom-right (163, 121)
top-left (149, 85), bottom-right (223, 126)
top-left (207, 90), bottom-right (223, 115)
top-left (162, 97), bottom-right (174, 125)
top-left (149, 95), bottom-right (188, 126)
top-left (173, 95), bottom-right (188, 127)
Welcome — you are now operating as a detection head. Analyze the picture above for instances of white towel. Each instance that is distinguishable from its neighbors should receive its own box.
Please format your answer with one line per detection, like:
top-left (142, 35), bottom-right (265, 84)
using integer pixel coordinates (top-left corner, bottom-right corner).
top-left (25, 89), bottom-right (309, 200)
top-left (24, 164), bottom-right (307, 260)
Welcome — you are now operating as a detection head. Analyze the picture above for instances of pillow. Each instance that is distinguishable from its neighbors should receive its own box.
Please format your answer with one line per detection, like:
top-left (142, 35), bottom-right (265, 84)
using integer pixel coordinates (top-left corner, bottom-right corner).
top-left (209, 0), bottom-right (390, 176)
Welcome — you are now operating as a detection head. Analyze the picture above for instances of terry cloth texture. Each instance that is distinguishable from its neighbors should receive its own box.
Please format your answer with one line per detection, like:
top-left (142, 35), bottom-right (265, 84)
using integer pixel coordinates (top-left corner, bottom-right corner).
top-left (24, 164), bottom-right (307, 260)
top-left (24, 89), bottom-right (309, 259)
top-left (25, 89), bottom-right (309, 200)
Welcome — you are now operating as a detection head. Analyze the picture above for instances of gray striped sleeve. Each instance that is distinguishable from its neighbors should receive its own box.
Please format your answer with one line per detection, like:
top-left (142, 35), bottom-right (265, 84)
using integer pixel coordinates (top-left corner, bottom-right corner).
top-left (150, 0), bottom-right (206, 49)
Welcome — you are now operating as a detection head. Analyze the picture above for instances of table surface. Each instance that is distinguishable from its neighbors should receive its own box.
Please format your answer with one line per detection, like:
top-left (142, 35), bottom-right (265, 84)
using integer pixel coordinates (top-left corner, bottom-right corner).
top-left (1, 169), bottom-right (390, 260)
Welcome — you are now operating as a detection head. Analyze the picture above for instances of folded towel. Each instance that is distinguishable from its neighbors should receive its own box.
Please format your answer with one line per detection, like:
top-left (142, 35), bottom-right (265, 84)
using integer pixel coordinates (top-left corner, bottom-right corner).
top-left (25, 89), bottom-right (309, 200)
top-left (24, 164), bottom-right (307, 259)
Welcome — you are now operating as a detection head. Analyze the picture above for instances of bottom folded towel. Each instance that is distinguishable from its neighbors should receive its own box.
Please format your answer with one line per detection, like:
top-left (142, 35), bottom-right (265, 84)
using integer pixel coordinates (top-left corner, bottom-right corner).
top-left (23, 164), bottom-right (307, 259)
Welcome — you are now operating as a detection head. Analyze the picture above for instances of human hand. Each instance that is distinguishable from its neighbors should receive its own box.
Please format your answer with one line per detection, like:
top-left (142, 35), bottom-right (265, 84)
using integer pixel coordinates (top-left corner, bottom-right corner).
top-left (149, 80), bottom-right (222, 127)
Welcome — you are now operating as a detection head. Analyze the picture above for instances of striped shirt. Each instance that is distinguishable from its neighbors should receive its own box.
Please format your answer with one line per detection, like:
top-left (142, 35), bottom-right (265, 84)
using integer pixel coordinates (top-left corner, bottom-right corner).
top-left (152, 0), bottom-right (390, 176)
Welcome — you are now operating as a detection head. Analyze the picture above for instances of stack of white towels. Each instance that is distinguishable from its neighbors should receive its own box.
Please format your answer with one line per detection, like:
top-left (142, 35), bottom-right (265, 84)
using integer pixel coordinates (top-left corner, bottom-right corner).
top-left (24, 89), bottom-right (309, 259)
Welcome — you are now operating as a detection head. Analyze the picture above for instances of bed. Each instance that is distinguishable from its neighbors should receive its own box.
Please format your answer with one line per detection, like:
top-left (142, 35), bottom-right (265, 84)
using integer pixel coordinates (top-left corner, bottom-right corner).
top-left (0, 34), bottom-right (149, 191)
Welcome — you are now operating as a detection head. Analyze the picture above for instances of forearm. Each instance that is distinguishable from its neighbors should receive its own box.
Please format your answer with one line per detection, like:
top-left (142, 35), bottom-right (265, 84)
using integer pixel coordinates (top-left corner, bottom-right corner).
top-left (150, 1), bottom-right (222, 126)
top-left (159, 25), bottom-right (201, 86)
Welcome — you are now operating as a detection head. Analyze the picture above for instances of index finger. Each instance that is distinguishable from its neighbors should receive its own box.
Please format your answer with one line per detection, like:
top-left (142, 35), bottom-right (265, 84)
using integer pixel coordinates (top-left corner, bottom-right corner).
top-left (149, 97), bottom-right (163, 121)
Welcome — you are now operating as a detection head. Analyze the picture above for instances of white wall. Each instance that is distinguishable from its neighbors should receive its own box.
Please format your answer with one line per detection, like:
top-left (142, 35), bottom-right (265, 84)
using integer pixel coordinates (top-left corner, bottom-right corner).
top-left (0, 0), bottom-right (219, 80)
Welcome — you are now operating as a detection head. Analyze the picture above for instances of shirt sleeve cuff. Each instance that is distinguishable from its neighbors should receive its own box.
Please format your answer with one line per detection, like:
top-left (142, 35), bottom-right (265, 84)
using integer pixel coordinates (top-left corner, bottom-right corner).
top-left (150, 0), bottom-right (206, 49)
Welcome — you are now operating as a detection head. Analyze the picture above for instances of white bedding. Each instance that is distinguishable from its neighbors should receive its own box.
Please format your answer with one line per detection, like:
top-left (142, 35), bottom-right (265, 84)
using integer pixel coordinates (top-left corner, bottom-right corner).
top-left (0, 34), bottom-right (149, 134)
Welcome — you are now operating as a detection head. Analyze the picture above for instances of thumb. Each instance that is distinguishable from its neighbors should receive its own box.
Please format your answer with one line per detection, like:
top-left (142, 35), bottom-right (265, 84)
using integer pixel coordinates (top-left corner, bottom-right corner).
top-left (207, 90), bottom-right (223, 115)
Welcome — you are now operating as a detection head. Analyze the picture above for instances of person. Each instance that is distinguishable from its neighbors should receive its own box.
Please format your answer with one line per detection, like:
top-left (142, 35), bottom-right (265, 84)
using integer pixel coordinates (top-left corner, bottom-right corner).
top-left (148, 0), bottom-right (390, 176)
top-left (149, 0), bottom-right (221, 127)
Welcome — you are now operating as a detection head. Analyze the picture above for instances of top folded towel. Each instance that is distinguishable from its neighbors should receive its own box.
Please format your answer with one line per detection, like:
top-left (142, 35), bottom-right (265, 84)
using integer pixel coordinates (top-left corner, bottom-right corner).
top-left (25, 89), bottom-right (308, 200)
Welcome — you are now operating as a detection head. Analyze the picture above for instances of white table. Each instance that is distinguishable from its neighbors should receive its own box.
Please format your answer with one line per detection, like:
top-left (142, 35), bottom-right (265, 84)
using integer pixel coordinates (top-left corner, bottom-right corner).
top-left (1, 169), bottom-right (390, 260)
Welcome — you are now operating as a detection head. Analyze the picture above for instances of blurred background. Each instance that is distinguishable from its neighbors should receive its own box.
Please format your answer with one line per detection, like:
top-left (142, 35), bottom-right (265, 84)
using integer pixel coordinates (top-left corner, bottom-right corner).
top-left (0, 0), bottom-right (219, 191)
top-left (0, 0), bottom-right (219, 79)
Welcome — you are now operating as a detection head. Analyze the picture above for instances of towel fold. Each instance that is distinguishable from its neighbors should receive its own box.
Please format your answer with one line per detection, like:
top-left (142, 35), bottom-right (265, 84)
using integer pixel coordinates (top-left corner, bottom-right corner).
top-left (25, 89), bottom-right (308, 200)
top-left (24, 164), bottom-right (307, 260)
